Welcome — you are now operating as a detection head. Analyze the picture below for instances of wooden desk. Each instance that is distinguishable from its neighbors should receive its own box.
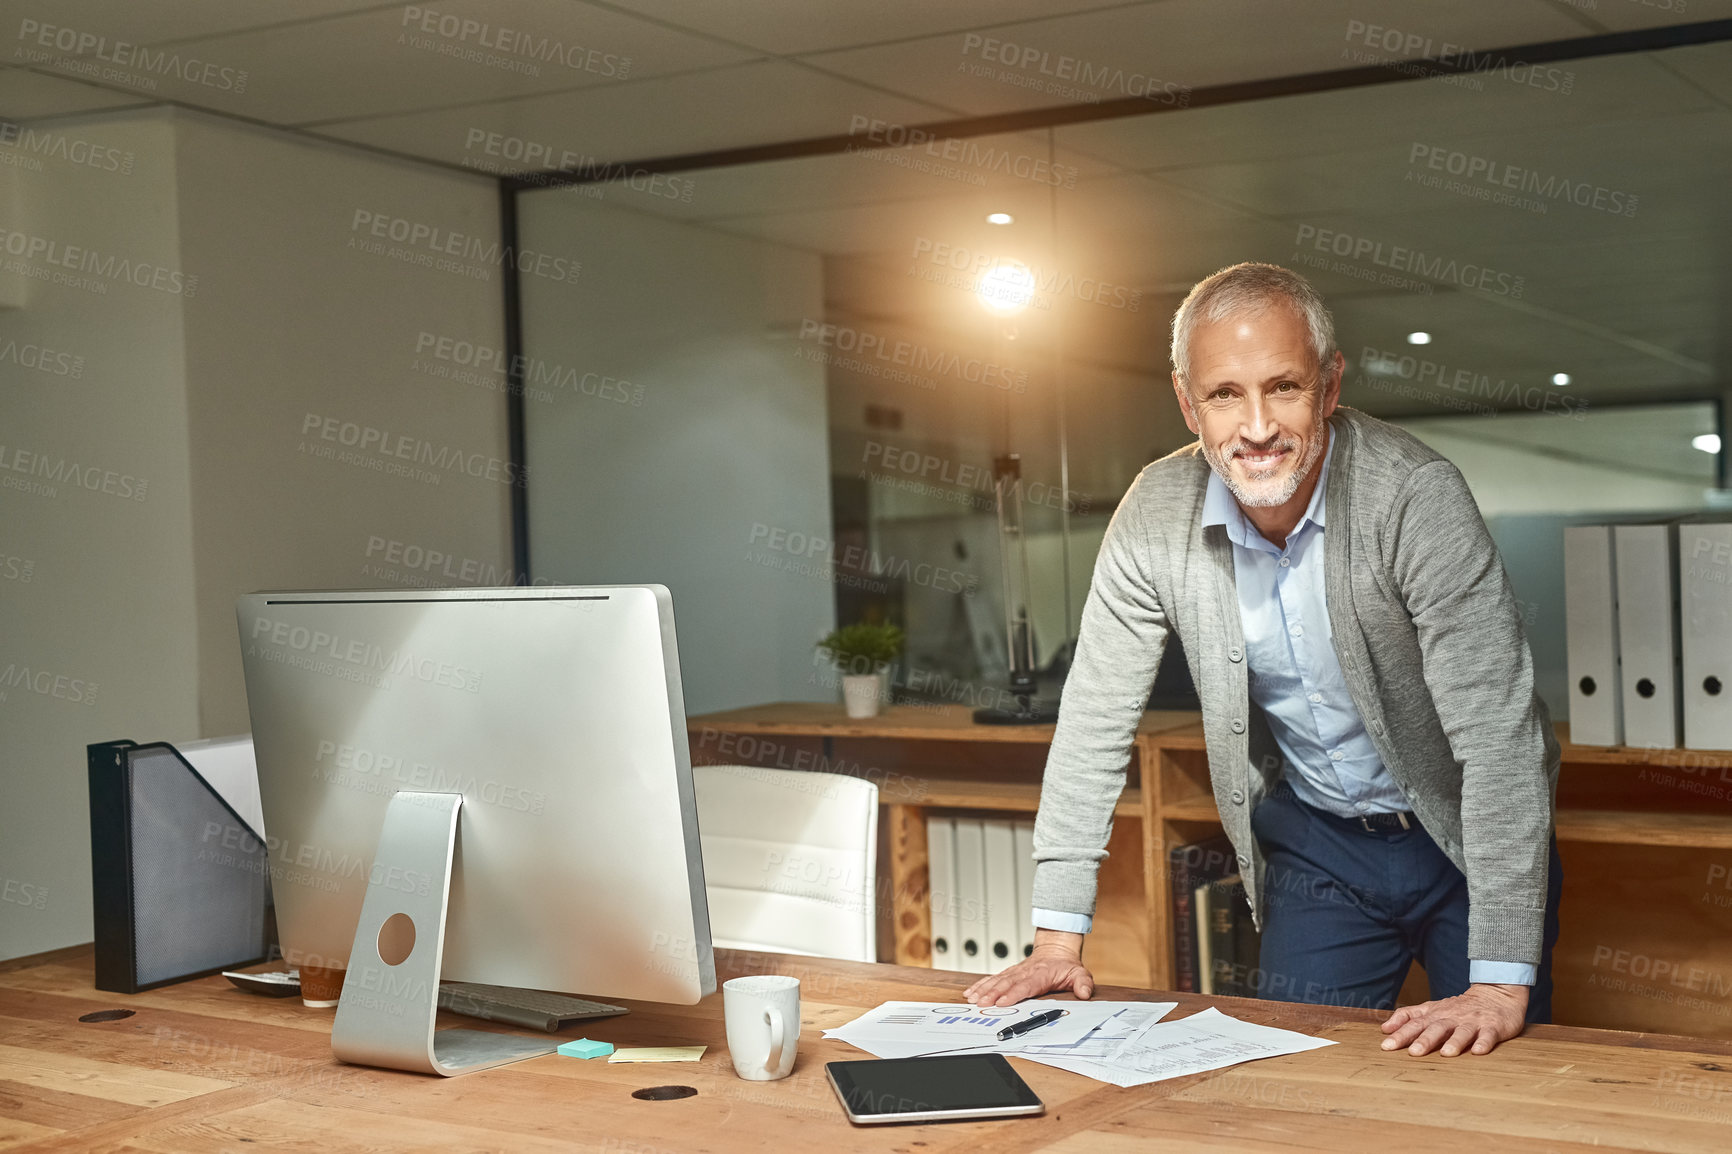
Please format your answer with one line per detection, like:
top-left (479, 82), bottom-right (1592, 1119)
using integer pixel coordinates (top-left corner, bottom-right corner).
top-left (4, 945), bottom-right (1731, 1152)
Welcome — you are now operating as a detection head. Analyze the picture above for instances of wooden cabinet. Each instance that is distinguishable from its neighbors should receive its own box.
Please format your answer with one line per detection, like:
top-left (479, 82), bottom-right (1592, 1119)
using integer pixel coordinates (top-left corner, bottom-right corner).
top-left (689, 703), bottom-right (1732, 1037)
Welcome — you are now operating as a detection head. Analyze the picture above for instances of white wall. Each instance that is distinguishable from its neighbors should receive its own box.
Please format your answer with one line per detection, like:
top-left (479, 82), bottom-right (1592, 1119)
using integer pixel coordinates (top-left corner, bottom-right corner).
top-left (519, 194), bottom-right (834, 713)
top-left (0, 111), bottom-right (199, 962)
top-left (0, 109), bottom-right (510, 961)
top-left (173, 113), bottom-right (511, 735)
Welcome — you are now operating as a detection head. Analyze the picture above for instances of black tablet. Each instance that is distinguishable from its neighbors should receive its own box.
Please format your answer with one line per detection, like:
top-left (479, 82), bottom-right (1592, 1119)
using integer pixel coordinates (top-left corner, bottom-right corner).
top-left (825, 1054), bottom-right (1045, 1124)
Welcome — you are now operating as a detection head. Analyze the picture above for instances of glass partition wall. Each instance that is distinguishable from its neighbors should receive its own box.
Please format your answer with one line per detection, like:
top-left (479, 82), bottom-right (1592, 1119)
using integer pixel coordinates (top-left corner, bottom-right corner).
top-left (516, 40), bottom-right (1730, 721)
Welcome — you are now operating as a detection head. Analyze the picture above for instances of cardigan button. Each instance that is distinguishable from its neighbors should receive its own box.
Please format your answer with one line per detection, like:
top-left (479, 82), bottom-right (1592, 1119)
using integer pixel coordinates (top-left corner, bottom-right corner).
top-left (1230, 718), bottom-right (1245, 734)
top-left (1228, 646), bottom-right (1243, 662)
top-left (1230, 789), bottom-right (1245, 805)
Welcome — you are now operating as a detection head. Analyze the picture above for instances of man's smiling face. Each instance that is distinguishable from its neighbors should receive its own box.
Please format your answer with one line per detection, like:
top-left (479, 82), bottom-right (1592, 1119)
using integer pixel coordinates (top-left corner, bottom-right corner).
top-left (1175, 302), bottom-right (1342, 511)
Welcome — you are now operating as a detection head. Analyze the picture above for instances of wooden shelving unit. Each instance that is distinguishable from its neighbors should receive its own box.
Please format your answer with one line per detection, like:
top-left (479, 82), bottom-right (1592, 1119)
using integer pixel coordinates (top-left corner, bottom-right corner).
top-left (689, 704), bottom-right (1732, 1037)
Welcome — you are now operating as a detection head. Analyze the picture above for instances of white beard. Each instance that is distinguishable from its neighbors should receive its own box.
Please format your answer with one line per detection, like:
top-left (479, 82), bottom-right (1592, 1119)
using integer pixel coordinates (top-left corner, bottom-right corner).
top-left (1202, 410), bottom-right (1328, 509)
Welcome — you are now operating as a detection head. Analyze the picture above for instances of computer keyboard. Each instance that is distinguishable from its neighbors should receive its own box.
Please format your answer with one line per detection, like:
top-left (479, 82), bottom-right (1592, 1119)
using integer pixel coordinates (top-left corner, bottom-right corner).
top-left (437, 981), bottom-right (630, 1033)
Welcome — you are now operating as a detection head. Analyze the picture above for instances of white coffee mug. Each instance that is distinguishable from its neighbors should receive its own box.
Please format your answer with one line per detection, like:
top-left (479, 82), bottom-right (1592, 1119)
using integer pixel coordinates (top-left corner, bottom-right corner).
top-left (724, 975), bottom-right (800, 1081)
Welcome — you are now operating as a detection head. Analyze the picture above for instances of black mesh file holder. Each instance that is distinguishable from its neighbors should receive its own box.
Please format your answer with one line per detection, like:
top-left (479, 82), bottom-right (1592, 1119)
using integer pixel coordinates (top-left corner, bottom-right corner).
top-left (88, 739), bottom-right (273, 992)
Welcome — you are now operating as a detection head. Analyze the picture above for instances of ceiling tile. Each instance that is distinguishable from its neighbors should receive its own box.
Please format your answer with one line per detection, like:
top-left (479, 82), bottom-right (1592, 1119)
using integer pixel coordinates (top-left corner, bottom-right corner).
top-left (0, 64), bottom-right (149, 118)
top-left (0, 1), bottom-right (386, 48)
top-left (596, 0), bottom-right (1150, 57)
top-left (10, 0), bottom-right (759, 125)
top-left (316, 59), bottom-right (948, 166)
top-left (808, 0), bottom-right (1589, 117)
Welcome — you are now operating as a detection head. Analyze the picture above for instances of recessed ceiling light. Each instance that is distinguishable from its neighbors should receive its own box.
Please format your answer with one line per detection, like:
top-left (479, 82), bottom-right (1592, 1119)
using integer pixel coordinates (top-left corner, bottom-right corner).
top-left (1552, 372), bottom-right (1571, 386)
top-left (1406, 331), bottom-right (1431, 345)
top-left (1694, 434), bottom-right (1722, 455)
top-left (986, 212), bottom-right (1014, 225)
top-left (978, 263), bottom-right (1035, 314)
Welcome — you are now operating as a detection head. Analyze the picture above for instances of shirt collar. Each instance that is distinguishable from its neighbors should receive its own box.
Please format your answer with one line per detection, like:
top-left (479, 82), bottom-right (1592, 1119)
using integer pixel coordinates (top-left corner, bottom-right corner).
top-left (1200, 426), bottom-right (1336, 550)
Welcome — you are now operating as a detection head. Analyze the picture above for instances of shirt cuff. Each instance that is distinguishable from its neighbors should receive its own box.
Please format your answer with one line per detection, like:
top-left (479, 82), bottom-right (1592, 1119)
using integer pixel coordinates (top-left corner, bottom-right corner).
top-left (1031, 907), bottom-right (1092, 935)
top-left (1469, 960), bottom-right (1537, 986)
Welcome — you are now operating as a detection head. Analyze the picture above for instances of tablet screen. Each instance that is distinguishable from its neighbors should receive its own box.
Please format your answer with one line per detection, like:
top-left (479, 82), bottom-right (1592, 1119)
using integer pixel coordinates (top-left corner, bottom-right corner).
top-left (827, 1054), bottom-right (1043, 1122)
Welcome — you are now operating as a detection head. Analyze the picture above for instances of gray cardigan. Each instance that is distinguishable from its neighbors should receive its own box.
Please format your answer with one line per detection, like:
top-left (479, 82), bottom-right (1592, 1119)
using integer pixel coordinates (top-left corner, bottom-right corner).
top-left (1032, 407), bottom-right (1559, 966)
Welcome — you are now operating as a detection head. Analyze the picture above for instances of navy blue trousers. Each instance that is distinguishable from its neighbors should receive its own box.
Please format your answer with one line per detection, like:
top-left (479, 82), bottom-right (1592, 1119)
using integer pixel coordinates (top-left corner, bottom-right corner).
top-left (1248, 782), bottom-right (1563, 1023)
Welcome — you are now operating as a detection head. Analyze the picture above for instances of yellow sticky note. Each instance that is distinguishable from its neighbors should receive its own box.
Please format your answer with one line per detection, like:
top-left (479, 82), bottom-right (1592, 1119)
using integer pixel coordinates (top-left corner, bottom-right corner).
top-left (607, 1046), bottom-right (706, 1063)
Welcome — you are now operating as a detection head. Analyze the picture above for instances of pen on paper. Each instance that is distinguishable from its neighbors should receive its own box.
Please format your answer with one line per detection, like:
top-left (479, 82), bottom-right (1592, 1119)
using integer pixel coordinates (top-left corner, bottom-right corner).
top-left (997, 1008), bottom-right (1067, 1041)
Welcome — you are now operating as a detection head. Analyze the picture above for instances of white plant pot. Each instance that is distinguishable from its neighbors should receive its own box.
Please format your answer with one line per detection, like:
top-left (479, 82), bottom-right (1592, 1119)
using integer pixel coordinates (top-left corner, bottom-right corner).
top-left (842, 673), bottom-right (882, 719)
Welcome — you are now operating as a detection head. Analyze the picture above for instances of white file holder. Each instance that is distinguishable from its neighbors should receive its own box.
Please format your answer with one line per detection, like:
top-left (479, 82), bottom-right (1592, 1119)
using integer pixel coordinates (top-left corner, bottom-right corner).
top-left (1614, 524), bottom-right (1681, 750)
top-left (1564, 525), bottom-right (1622, 746)
top-left (1680, 524), bottom-right (1732, 750)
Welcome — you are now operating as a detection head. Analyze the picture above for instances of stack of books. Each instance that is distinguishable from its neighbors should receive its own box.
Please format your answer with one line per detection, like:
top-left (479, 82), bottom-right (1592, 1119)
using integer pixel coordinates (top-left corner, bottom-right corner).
top-left (1168, 835), bottom-right (1260, 997)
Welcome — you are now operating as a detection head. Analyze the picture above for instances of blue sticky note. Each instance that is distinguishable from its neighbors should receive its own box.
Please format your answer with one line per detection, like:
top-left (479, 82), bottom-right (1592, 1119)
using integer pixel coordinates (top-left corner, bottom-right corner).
top-left (557, 1038), bottom-right (614, 1059)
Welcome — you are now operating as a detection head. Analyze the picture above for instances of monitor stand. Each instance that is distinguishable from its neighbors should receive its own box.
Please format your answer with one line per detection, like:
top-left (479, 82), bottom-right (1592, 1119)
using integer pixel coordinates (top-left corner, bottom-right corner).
top-left (330, 791), bottom-right (559, 1076)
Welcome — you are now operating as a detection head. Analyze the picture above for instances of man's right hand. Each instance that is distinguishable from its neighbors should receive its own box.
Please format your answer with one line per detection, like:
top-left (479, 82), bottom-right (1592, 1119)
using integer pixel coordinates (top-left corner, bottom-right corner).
top-left (963, 929), bottom-right (1095, 1007)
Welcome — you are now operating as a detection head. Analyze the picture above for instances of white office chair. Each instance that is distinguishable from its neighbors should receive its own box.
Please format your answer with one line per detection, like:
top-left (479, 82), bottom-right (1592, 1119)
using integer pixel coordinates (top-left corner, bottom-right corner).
top-left (692, 764), bottom-right (879, 963)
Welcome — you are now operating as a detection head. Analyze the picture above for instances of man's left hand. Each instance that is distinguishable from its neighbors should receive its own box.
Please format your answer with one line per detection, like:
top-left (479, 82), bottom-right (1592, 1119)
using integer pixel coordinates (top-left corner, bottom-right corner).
top-left (1380, 983), bottom-right (1529, 1056)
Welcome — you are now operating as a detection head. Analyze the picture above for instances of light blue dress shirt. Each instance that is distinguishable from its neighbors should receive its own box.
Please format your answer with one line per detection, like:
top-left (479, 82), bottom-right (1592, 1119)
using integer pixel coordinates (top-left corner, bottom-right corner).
top-left (1036, 429), bottom-right (1534, 986)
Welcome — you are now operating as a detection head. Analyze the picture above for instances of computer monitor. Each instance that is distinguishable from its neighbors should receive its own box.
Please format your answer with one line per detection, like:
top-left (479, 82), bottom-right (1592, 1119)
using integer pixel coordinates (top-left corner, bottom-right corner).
top-left (236, 585), bottom-right (715, 1076)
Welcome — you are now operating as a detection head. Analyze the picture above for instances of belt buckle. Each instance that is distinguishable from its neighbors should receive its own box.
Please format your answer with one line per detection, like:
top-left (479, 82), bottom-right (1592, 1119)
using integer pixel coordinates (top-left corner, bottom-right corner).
top-left (1360, 812), bottom-right (1412, 833)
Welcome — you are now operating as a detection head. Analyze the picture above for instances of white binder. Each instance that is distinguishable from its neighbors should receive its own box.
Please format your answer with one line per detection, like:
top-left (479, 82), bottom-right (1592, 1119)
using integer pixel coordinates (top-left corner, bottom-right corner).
top-left (926, 817), bottom-right (959, 970)
top-left (1564, 525), bottom-right (1622, 746)
top-left (1614, 523), bottom-right (1681, 749)
top-left (1012, 821), bottom-right (1036, 962)
top-left (982, 820), bottom-right (1020, 973)
top-left (1680, 524), bottom-right (1732, 750)
top-left (952, 819), bottom-right (990, 974)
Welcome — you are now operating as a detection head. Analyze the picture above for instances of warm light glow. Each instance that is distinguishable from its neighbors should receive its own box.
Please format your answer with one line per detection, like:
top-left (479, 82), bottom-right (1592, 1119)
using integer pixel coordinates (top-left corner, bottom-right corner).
top-left (1552, 372), bottom-right (1571, 386)
top-left (986, 212), bottom-right (1014, 225)
top-left (1694, 434), bottom-right (1722, 455)
top-left (1406, 331), bottom-right (1431, 345)
top-left (978, 262), bottom-right (1035, 314)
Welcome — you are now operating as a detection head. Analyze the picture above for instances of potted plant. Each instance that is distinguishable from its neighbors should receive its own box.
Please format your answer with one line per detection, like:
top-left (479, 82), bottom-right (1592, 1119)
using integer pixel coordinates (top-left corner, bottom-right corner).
top-left (817, 623), bottom-right (904, 719)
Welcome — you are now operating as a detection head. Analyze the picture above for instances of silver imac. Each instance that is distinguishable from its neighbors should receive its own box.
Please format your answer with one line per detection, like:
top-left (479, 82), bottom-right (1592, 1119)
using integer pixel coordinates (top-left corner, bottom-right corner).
top-left (236, 585), bottom-right (715, 1076)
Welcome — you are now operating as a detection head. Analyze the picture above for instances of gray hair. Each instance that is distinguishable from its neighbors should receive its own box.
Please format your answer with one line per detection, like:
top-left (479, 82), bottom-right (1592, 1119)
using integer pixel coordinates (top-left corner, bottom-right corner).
top-left (1170, 262), bottom-right (1337, 388)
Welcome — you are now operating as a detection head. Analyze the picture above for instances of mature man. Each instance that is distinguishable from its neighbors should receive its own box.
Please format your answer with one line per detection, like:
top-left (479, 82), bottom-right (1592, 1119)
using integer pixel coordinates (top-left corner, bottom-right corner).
top-left (966, 262), bottom-right (1562, 1058)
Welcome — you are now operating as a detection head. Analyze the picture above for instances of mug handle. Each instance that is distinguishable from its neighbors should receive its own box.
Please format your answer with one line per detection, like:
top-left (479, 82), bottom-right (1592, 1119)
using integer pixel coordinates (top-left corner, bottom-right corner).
top-left (763, 1005), bottom-right (786, 1074)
